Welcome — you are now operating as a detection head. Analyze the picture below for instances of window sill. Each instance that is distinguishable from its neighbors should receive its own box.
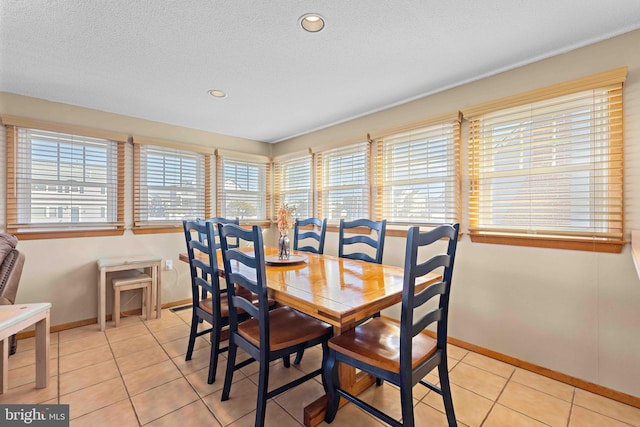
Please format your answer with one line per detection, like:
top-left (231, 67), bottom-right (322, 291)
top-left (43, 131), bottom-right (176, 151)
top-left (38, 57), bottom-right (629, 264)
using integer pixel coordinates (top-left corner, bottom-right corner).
top-left (9, 228), bottom-right (125, 240)
top-left (132, 221), bottom-right (271, 235)
top-left (132, 226), bottom-right (182, 235)
top-left (469, 231), bottom-right (624, 253)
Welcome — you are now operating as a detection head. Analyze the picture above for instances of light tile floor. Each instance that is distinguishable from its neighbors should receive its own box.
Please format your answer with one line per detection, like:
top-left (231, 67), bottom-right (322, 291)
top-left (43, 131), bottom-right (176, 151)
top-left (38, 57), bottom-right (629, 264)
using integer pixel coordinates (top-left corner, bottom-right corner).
top-left (2, 307), bottom-right (640, 426)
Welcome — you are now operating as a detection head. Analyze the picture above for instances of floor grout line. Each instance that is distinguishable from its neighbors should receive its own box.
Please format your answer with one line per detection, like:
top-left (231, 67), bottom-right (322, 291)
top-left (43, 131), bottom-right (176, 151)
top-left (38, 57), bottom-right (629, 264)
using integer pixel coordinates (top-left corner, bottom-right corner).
top-left (5, 310), bottom-right (640, 427)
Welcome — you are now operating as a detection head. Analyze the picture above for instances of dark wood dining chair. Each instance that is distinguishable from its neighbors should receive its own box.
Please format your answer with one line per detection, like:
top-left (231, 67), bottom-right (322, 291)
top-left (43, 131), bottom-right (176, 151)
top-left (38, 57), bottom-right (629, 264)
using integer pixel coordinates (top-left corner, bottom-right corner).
top-left (293, 217), bottom-right (327, 254)
top-left (324, 223), bottom-right (460, 427)
top-left (338, 218), bottom-right (387, 264)
top-left (183, 219), bottom-right (235, 384)
top-left (218, 223), bottom-right (333, 427)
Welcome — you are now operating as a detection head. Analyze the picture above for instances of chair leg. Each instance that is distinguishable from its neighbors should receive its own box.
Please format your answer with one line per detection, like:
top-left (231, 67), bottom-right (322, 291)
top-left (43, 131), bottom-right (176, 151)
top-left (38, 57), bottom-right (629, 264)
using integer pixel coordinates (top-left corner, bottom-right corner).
top-left (221, 339), bottom-right (237, 401)
top-left (207, 323), bottom-right (221, 384)
top-left (282, 355), bottom-right (291, 368)
top-left (255, 357), bottom-right (269, 427)
top-left (323, 349), bottom-right (339, 423)
top-left (400, 377), bottom-right (415, 427)
top-left (293, 349), bottom-right (304, 365)
top-left (185, 312), bottom-right (198, 361)
top-left (438, 362), bottom-right (457, 427)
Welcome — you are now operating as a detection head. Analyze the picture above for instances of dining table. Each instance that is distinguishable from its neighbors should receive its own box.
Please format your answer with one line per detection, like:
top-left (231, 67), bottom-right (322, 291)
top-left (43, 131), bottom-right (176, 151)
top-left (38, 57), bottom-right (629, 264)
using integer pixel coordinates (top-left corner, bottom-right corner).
top-left (179, 246), bottom-right (441, 427)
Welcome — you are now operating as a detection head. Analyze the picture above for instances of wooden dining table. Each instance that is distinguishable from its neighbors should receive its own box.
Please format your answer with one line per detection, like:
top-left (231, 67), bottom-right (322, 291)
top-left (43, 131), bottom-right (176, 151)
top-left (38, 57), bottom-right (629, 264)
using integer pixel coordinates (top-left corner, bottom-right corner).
top-left (179, 246), bottom-right (440, 426)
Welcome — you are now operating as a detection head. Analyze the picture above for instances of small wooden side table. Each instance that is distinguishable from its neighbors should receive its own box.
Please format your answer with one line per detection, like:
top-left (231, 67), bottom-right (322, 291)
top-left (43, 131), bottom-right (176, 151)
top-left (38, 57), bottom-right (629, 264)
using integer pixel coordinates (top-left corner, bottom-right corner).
top-left (97, 255), bottom-right (162, 331)
top-left (0, 303), bottom-right (51, 394)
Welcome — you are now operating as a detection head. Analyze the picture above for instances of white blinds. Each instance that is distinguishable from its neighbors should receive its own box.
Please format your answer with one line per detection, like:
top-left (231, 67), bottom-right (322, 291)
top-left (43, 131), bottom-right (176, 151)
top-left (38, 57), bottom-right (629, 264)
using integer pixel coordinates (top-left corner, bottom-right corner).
top-left (317, 142), bottom-right (370, 222)
top-left (134, 144), bottom-right (206, 226)
top-left (9, 127), bottom-right (120, 230)
top-left (274, 155), bottom-right (313, 218)
top-left (468, 85), bottom-right (624, 242)
top-left (217, 156), bottom-right (268, 220)
top-left (376, 120), bottom-right (460, 225)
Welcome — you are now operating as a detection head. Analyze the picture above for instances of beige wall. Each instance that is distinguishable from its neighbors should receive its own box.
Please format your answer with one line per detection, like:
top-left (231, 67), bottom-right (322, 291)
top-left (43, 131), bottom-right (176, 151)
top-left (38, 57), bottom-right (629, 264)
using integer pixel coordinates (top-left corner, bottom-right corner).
top-left (1, 29), bottom-right (640, 398)
top-left (276, 29), bottom-right (640, 398)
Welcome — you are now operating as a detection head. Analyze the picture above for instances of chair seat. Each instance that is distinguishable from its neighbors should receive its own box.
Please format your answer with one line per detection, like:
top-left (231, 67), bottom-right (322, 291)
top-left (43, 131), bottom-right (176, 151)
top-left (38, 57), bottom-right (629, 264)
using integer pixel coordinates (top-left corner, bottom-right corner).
top-left (200, 295), bottom-right (229, 317)
top-left (328, 317), bottom-right (437, 373)
top-left (239, 306), bottom-right (332, 351)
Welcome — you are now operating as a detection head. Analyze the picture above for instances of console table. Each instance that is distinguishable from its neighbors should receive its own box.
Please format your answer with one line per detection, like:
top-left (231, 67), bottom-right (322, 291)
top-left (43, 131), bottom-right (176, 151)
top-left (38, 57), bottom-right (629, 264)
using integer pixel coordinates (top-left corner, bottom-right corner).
top-left (0, 303), bottom-right (51, 394)
top-left (97, 255), bottom-right (162, 331)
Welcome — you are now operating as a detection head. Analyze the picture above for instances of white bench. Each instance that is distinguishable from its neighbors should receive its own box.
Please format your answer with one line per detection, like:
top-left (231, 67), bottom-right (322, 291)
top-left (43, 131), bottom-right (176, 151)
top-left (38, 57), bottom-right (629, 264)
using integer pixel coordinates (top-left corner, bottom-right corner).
top-left (112, 272), bottom-right (153, 327)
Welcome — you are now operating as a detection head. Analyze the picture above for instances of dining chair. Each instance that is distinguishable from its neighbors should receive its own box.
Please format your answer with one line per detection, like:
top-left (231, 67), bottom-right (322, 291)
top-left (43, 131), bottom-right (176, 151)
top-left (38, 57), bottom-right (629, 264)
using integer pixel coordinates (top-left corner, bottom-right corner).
top-left (183, 219), bottom-right (236, 384)
top-left (338, 218), bottom-right (387, 264)
top-left (324, 223), bottom-right (460, 427)
top-left (218, 223), bottom-right (333, 427)
top-left (293, 217), bottom-right (327, 254)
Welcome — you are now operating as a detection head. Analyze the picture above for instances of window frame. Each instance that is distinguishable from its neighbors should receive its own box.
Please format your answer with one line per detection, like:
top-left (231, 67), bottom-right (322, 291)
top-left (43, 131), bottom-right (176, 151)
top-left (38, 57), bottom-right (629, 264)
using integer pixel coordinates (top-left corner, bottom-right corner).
top-left (374, 113), bottom-right (462, 228)
top-left (316, 141), bottom-right (371, 225)
top-left (3, 118), bottom-right (125, 240)
top-left (216, 153), bottom-right (270, 223)
top-left (273, 152), bottom-right (313, 220)
top-left (465, 67), bottom-right (627, 252)
top-left (132, 139), bottom-right (211, 234)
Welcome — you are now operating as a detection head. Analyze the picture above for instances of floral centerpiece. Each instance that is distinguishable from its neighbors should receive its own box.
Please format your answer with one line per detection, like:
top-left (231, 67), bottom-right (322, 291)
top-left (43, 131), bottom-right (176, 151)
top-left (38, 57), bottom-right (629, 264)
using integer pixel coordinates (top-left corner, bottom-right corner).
top-left (276, 203), bottom-right (295, 259)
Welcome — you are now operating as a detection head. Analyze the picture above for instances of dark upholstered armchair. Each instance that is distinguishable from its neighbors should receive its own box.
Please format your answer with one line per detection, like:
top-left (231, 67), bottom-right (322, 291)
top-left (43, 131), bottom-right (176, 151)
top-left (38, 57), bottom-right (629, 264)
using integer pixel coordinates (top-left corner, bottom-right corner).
top-left (0, 233), bottom-right (26, 355)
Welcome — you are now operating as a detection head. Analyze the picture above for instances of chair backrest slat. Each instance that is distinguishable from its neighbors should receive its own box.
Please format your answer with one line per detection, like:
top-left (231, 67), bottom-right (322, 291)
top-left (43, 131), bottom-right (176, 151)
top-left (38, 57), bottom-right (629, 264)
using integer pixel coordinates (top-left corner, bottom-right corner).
top-left (338, 218), bottom-right (386, 264)
top-left (412, 308), bottom-right (443, 338)
top-left (413, 280), bottom-right (446, 309)
top-left (294, 217), bottom-right (327, 254)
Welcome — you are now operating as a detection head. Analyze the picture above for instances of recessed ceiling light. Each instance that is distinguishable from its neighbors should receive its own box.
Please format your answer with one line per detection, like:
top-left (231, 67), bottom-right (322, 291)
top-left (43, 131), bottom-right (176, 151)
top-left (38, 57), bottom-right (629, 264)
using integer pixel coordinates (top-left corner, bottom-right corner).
top-left (208, 89), bottom-right (226, 98)
top-left (299, 13), bottom-right (325, 32)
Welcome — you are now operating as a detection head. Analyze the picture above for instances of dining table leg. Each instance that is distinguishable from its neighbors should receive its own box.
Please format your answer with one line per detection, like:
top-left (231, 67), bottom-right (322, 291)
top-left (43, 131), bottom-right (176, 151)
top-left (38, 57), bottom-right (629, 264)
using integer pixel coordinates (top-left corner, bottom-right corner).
top-left (303, 325), bottom-right (378, 427)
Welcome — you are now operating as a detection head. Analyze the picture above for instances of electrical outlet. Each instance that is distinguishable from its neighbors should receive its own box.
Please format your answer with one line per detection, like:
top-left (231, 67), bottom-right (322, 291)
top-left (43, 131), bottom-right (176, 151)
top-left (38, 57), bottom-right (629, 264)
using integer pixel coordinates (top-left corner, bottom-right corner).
top-left (165, 259), bottom-right (173, 270)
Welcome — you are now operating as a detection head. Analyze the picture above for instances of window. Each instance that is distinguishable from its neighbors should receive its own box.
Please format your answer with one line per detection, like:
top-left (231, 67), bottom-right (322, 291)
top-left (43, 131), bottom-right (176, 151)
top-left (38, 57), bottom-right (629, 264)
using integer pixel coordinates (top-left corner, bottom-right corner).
top-left (134, 143), bottom-right (209, 230)
top-left (375, 114), bottom-right (461, 225)
top-left (316, 142), bottom-right (370, 222)
top-left (4, 121), bottom-right (125, 239)
top-left (466, 68), bottom-right (626, 252)
top-left (217, 154), bottom-right (269, 221)
top-left (274, 154), bottom-right (313, 219)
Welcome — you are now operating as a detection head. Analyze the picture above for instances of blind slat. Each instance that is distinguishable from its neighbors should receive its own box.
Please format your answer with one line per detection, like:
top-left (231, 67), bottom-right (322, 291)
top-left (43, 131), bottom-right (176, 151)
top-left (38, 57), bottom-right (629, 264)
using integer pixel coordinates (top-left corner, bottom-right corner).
top-left (318, 142), bottom-right (370, 222)
top-left (217, 156), bottom-right (268, 220)
top-left (7, 126), bottom-right (122, 230)
top-left (376, 121), bottom-right (461, 225)
top-left (274, 155), bottom-right (312, 219)
top-left (134, 143), bottom-right (206, 227)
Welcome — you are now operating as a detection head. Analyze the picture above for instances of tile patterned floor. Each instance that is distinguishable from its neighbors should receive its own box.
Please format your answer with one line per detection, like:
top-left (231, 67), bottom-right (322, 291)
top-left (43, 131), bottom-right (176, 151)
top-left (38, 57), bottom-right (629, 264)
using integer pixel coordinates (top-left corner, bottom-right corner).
top-left (2, 307), bottom-right (640, 426)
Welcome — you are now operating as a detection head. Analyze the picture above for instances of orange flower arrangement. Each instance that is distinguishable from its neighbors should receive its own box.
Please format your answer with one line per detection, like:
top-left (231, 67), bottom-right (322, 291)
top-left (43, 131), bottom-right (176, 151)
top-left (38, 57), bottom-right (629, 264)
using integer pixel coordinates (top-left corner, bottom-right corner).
top-left (276, 203), bottom-right (296, 234)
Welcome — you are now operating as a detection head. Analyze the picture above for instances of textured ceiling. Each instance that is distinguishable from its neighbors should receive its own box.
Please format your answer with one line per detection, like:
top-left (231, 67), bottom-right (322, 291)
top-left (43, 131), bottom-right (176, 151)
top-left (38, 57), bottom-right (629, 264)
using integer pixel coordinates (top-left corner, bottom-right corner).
top-left (1, 1), bottom-right (640, 143)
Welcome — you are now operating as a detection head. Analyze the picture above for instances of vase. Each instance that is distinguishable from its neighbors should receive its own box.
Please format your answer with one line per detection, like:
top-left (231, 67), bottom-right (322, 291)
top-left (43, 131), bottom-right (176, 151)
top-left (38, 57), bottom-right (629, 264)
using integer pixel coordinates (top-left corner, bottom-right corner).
top-left (278, 231), bottom-right (290, 260)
